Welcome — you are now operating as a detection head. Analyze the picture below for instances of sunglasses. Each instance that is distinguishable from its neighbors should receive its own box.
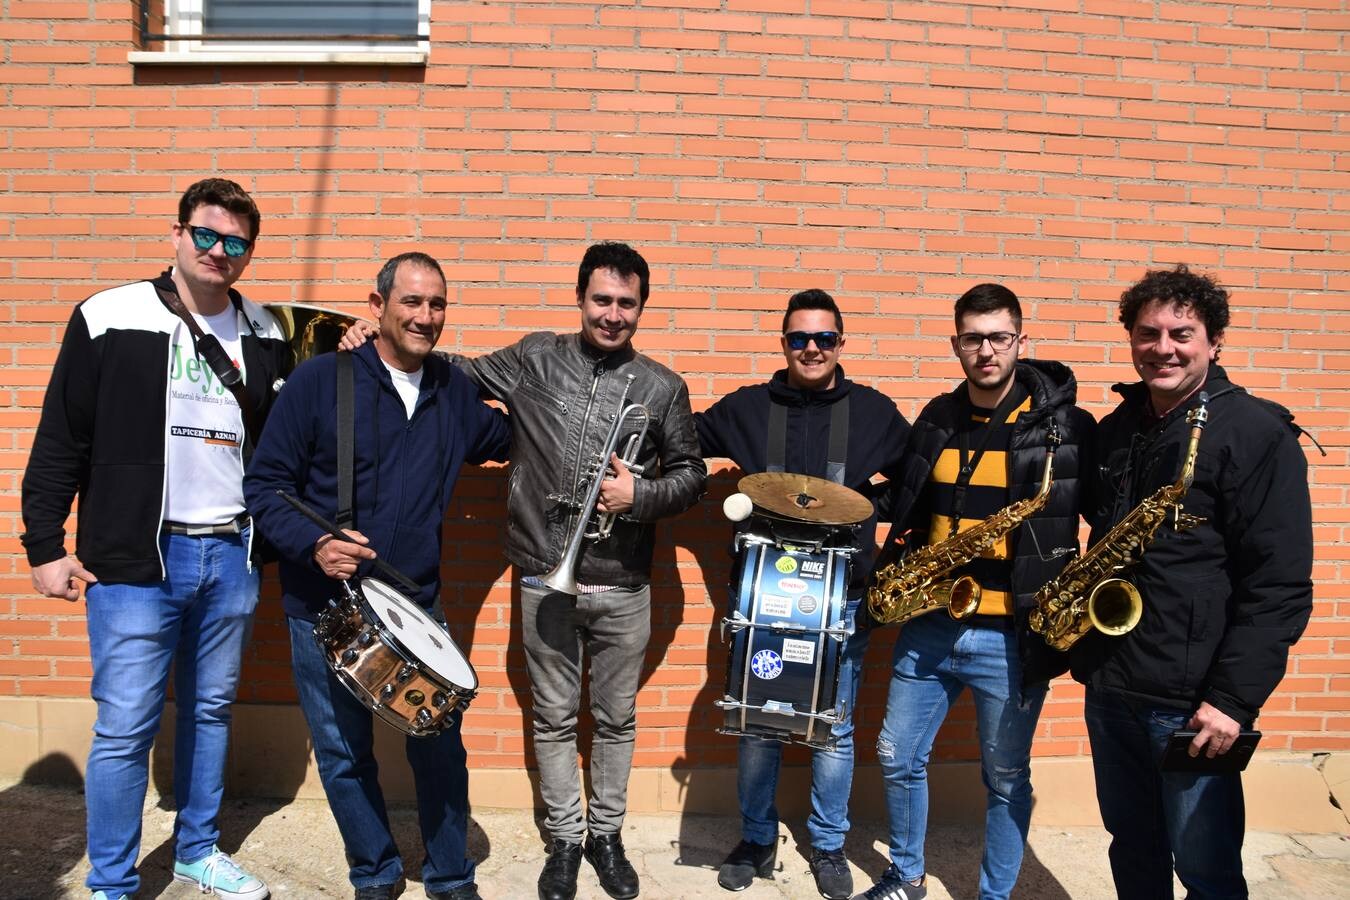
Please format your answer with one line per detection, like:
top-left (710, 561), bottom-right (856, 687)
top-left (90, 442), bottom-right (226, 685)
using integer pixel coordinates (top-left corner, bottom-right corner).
top-left (182, 223), bottom-right (253, 258)
top-left (784, 331), bottom-right (840, 351)
top-left (956, 331), bottom-right (1019, 353)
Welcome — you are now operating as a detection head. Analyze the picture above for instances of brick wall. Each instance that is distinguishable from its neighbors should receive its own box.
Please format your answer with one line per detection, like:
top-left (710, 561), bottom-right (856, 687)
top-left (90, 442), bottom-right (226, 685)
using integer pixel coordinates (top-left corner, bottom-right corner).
top-left (2, 2), bottom-right (1346, 772)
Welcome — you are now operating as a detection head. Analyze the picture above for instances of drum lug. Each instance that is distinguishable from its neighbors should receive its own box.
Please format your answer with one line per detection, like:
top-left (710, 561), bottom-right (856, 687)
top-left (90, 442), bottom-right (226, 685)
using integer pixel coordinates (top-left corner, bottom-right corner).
top-left (380, 683), bottom-right (395, 701)
top-left (432, 691), bottom-right (449, 709)
top-left (414, 708), bottom-right (434, 730)
top-left (341, 648), bottom-right (359, 666)
top-left (397, 663), bottom-right (416, 682)
top-left (358, 629), bottom-right (374, 647)
top-left (720, 611), bottom-right (751, 642)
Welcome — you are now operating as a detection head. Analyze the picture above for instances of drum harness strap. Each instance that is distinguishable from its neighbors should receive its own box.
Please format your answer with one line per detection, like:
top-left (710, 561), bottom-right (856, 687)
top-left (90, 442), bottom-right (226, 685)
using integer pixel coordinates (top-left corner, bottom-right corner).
top-left (154, 280), bottom-right (261, 450)
top-left (766, 393), bottom-right (849, 486)
top-left (335, 350), bottom-right (355, 531)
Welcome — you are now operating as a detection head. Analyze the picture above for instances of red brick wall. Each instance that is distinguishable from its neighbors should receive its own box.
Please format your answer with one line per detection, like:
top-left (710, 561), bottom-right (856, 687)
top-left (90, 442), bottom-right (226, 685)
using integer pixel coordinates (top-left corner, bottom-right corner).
top-left (2, 2), bottom-right (1346, 771)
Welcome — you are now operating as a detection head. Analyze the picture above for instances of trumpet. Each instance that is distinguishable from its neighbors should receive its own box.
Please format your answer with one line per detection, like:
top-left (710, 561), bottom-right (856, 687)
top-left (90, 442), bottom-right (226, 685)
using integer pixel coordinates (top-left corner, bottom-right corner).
top-left (540, 374), bottom-right (651, 595)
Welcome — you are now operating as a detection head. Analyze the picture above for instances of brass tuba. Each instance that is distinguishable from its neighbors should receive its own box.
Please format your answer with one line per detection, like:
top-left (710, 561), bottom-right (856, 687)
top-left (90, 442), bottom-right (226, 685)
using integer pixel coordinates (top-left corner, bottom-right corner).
top-left (1029, 393), bottom-right (1210, 651)
top-left (264, 303), bottom-right (358, 387)
top-left (867, 421), bottom-right (1061, 626)
top-left (540, 374), bottom-right (651, 595)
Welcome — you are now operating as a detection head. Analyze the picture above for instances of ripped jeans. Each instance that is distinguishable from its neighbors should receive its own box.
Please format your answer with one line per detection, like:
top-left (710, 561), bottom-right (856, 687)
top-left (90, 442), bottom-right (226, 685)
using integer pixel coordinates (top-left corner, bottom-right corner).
top-left (875, 614), bottom-right (1046, 900)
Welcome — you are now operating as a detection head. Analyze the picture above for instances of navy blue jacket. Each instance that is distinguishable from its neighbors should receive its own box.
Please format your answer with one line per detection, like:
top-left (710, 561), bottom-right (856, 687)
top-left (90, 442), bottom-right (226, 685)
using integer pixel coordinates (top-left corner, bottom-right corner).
top-left (695, 365), bottom-right (911, 595)
top-left (244, 341), bottom-right (510, 620)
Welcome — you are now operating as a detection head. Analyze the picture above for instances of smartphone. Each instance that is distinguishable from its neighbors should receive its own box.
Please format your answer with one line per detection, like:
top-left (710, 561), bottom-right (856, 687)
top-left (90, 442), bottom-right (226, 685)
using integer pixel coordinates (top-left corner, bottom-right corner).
top-left (1161, 729), bottom-right (1261, 773)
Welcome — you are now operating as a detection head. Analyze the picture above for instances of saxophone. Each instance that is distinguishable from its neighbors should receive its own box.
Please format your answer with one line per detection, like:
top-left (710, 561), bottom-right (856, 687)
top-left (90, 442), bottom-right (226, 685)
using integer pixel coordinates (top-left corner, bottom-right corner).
top-left (1029, 393), bottom-right (1210, 651)
top-left (867, 422), bottom-right (1061, 626)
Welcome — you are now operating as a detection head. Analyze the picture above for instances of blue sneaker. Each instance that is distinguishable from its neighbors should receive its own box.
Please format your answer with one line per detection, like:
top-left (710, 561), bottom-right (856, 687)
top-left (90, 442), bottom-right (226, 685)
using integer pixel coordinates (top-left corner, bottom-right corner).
top-left (172, 847), bottom-right (269, 900)
top-left (91, 893), bottom-right (130, 900)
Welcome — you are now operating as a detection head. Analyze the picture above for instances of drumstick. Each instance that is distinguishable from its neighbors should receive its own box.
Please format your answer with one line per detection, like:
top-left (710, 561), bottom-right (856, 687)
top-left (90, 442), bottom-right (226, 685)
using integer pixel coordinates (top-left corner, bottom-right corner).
top-left (274, 490), bottom-right (422, 595)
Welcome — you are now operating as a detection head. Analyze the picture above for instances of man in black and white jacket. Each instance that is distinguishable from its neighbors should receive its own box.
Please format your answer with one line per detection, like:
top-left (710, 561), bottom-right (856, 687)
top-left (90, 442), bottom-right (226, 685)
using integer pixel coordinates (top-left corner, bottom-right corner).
top-left (21, 178), bottom-right (287, 900)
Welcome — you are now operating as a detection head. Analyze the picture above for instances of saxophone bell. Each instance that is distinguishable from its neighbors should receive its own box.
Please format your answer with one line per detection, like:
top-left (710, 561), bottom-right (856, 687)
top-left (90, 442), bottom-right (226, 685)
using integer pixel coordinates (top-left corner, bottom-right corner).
top-left (1086, 578), bottom-right (1143, 636)
top-left (931, 577), bottom-right (982, 620)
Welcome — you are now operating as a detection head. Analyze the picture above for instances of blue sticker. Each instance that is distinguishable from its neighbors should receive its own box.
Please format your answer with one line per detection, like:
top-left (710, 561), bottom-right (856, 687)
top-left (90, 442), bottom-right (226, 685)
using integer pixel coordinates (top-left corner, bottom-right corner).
top-left (750, 649), bottom-right (783, 680)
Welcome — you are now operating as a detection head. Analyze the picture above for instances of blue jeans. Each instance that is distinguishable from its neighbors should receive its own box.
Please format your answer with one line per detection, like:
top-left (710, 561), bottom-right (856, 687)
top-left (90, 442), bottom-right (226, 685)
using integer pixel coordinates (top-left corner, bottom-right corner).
top-left (288, 615), bottom-right (475, 893)
top-left (520, 582), bottom-right (651, 843)
top-left (876, 613), bottom-right (1046, 900)
top-left (1085, 688), bottom-right (1247, 899)
top-left (84, 530), bottom-right (259, 898)
top-left (737, 595), bottom-right (869, 851)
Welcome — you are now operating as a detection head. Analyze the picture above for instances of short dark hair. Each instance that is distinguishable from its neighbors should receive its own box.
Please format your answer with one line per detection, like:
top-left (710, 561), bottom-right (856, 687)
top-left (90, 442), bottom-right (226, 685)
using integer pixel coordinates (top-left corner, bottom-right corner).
top-left (954, 283), bottom-right (1022, 331)
top-left (782, 288), bottom-right (844, 333)
top-left (376, 252), bottom-right (446, 300)
top-left (1119, 264), bottom-right (1230, 339)
top-left (576, 242), bottom-right (650, 306)
top-left (178, 178), bottom-right (260, 241)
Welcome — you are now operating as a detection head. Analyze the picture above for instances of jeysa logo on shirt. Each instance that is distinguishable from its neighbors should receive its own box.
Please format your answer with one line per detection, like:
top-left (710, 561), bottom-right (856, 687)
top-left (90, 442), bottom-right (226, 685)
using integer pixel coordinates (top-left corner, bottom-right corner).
top-left (171, 343), bottom-right (239, 397)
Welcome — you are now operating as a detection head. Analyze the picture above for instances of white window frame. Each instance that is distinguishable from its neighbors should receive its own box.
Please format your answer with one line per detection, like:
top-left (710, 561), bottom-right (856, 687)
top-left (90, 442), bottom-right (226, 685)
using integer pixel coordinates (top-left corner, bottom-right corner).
top-left (129, 0), bottom-right (430, 65)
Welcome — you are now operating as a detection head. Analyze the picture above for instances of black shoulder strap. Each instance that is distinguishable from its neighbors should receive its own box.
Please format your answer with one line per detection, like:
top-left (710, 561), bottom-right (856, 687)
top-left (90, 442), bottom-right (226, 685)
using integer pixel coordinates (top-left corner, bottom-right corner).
top-left (336, 351), bottom-right (355, 530)
top-left (826, 394), bottom-right (849, 485)
top-left (766, 401), bottom-right (787, 473)
top-left (154, 280), bottom-right (261, 449)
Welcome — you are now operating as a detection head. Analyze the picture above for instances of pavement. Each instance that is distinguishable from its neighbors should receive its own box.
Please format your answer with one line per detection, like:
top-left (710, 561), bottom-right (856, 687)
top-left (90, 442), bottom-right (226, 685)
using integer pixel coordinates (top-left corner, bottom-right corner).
top-left (3, 778), bottom-right (1349, 899)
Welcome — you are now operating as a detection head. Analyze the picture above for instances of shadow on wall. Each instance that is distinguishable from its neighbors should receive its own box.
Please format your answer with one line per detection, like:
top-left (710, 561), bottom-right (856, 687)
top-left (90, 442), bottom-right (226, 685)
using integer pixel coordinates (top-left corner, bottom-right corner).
top-left (1, 754), bottom-right (88, 897)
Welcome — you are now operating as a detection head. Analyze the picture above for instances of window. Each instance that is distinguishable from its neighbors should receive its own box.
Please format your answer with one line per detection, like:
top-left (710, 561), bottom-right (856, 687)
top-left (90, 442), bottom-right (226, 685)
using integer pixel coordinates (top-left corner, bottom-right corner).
top-left (130, 0), bottom-right (430, 65)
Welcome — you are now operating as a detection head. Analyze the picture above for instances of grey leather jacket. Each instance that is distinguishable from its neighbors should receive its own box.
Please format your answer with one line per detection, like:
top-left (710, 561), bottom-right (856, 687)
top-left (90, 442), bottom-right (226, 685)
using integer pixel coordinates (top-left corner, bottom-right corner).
top-left (451, 332), bottom-right (706, 585)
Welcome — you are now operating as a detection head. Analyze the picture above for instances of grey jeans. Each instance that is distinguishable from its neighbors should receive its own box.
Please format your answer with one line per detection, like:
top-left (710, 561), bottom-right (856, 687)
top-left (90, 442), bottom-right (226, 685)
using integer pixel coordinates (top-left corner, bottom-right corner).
top-left (520, 581), bottom-right (651, 844)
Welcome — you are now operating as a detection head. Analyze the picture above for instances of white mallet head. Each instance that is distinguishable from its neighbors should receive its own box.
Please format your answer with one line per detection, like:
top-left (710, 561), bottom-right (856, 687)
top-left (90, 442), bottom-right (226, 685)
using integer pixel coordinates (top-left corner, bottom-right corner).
top-left (723, 492), bottom-right (754, 522)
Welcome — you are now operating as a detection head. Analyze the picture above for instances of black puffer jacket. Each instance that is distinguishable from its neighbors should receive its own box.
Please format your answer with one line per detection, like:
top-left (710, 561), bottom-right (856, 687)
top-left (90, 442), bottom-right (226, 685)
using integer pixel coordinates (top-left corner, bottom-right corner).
top-left (695, 365), bottom-right (911, 595)
top-left (876, 359), bottom-right (1096, 689)
top-left (1069, 366), bottom-right (1313, 724)
top-left (452, 332), bottom-right (706, 585)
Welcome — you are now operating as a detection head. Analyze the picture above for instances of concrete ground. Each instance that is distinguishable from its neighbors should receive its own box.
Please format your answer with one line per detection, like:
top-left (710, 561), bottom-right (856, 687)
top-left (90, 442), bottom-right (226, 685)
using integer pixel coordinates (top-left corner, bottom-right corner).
top-left (3, 779), bottom-right (1348, 900)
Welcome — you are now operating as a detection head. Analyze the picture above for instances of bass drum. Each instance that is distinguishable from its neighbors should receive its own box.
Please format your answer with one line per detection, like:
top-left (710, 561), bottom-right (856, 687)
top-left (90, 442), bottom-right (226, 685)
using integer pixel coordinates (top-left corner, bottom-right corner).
top-left (716, 533), bottom-right (851, 749)
top-left (314, 577), bottom-right (478, 737)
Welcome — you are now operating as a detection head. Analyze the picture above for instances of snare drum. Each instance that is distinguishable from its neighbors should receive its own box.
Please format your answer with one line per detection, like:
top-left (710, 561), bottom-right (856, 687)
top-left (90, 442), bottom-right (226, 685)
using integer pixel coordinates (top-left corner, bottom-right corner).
top-left (716, 534), bottom-right (851, 749)
top-left (314, 577), bottom-right (478, 737)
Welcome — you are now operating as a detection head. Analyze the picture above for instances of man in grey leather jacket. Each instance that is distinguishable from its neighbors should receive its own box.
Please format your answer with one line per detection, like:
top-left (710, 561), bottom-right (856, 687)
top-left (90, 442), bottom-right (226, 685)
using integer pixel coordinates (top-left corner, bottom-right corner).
top-left (456, 242), bottom-right (705, 900)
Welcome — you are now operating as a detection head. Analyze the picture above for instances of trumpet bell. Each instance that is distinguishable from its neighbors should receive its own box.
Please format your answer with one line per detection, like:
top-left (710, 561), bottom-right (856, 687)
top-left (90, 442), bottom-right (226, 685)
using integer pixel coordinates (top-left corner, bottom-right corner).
top-left (1087, 578), bottom-right (1143, 636)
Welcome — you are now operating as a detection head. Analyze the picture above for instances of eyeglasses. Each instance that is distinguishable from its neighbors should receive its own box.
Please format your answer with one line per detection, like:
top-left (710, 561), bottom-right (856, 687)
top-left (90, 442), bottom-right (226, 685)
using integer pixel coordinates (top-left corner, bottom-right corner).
top-left (182, 224), bottom-right (253, 258)
top-left (784, 331), bottom-right (840, 351)
top-left (956, 331), bottom-right (1019, 353)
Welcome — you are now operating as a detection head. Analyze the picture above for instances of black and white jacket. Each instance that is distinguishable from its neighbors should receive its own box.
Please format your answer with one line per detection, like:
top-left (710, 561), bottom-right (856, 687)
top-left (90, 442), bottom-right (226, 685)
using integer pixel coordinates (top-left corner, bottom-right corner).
top-left (21, 271), bottom-right (289, 583)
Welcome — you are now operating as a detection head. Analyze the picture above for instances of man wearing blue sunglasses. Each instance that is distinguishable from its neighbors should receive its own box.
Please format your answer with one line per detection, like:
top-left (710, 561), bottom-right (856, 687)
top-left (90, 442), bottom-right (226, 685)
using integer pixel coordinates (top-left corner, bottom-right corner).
top-left (695, 289), bottom-right (910, 900)
top-left (21, 178), bottom-right (286, 900)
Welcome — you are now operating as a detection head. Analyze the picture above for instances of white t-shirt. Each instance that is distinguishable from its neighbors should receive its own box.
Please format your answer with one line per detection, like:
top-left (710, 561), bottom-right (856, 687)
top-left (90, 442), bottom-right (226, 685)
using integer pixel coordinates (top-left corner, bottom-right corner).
top-left (163, 308), bottom-right (247, 524)
top-left (382, 357), bottom-right (423, 419)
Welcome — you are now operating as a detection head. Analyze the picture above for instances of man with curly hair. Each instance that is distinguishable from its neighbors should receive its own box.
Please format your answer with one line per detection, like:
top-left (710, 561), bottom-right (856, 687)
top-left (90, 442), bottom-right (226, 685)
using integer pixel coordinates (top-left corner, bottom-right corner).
top-left (1069, 264), bottom-right (1314, 898)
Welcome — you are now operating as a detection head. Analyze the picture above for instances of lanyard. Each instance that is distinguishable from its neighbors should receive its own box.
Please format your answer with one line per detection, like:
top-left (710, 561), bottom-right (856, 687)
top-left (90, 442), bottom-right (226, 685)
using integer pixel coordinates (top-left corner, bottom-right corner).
top-left (948, 384), bottom-right (1024, 538)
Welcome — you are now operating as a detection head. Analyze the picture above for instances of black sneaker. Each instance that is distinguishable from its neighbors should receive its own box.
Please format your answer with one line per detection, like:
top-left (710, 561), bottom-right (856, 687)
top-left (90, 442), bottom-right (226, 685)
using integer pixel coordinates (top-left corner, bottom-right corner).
top-left (584, 831), bottom-right (639, 900)
top-left (809, 846), bottom-right (853, 900)
top-left (353, 877), bottom-right (405, 900)
top-left (855, 871), bottom-right (926, 900)
top-left (538, 841), bottom-right (583, 900)
top-left (717, 839), bottom-right (776, 892)
top-left (428, 885), bottom-right (483, 900)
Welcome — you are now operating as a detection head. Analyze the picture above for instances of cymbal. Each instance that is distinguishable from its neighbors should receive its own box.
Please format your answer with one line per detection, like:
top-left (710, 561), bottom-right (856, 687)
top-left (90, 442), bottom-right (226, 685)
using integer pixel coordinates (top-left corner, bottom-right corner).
top-left (737, 472), bottom-right (872, 525)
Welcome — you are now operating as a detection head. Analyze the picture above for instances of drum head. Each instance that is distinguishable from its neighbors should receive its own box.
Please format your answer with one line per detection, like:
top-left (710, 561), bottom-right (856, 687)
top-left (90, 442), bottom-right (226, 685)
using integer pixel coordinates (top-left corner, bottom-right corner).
top-left (360, 578), bottom-right (478, 690)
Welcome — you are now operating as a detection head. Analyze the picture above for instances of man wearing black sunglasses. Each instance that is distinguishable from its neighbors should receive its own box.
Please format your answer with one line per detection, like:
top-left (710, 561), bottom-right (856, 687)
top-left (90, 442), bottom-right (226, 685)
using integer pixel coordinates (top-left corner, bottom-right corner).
top-left (695, 289), bottom-right (910, 900)
top-left (858, 284), bottom-right (1094, 900)
top-left (21, 178), bottom-right (287, 900)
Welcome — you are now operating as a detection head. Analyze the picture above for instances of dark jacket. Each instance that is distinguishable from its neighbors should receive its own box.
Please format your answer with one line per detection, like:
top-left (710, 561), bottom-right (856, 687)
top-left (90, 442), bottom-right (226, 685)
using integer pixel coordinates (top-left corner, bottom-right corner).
top-left (694, 365), bottom-right (910, 594)
top-left (876, 359), bottom-right (1096, 688)
top-left (21, 273), bottom-right (289, 583)
top-left (450, 332), bottom-right (705, 585)
top-left (243, 341), bottom-right (511, 620)
top-left (1069, 365), bottom-right (1314, 724)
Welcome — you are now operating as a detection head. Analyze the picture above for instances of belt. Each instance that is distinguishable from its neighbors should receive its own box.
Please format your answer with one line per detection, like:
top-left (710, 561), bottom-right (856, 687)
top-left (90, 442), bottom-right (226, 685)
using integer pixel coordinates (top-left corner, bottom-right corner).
top-left (162, 512), bottom-right (250, 536)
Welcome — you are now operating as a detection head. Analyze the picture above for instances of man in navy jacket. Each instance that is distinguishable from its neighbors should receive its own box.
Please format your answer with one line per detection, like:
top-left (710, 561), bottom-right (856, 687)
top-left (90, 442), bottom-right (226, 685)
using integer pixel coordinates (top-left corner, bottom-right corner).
top-left (244, 253), bottom-right (509, 900)
top-left (695, 289), bottom-right (909, 900)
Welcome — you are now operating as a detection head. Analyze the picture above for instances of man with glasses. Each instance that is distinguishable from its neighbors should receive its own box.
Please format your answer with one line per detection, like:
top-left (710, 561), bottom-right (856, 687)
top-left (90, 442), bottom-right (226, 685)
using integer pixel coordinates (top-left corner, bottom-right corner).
top-left (856, 284), bottom-right (1094, 900)
top-left (21, 178), bottom-right (286, 900)
top-left (695, 289), bottom-right (909, 899)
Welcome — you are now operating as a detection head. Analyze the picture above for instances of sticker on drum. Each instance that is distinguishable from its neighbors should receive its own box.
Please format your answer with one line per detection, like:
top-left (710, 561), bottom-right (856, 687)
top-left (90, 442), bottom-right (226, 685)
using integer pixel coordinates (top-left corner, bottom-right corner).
top-left (781, 638), bottom-right (815, 665)
top-left (360, 579), bottom-right (477, 691)
top-left (758, 594), bottom-right (792, 617)
top-left (750, 649), bottom-right (783, 680)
